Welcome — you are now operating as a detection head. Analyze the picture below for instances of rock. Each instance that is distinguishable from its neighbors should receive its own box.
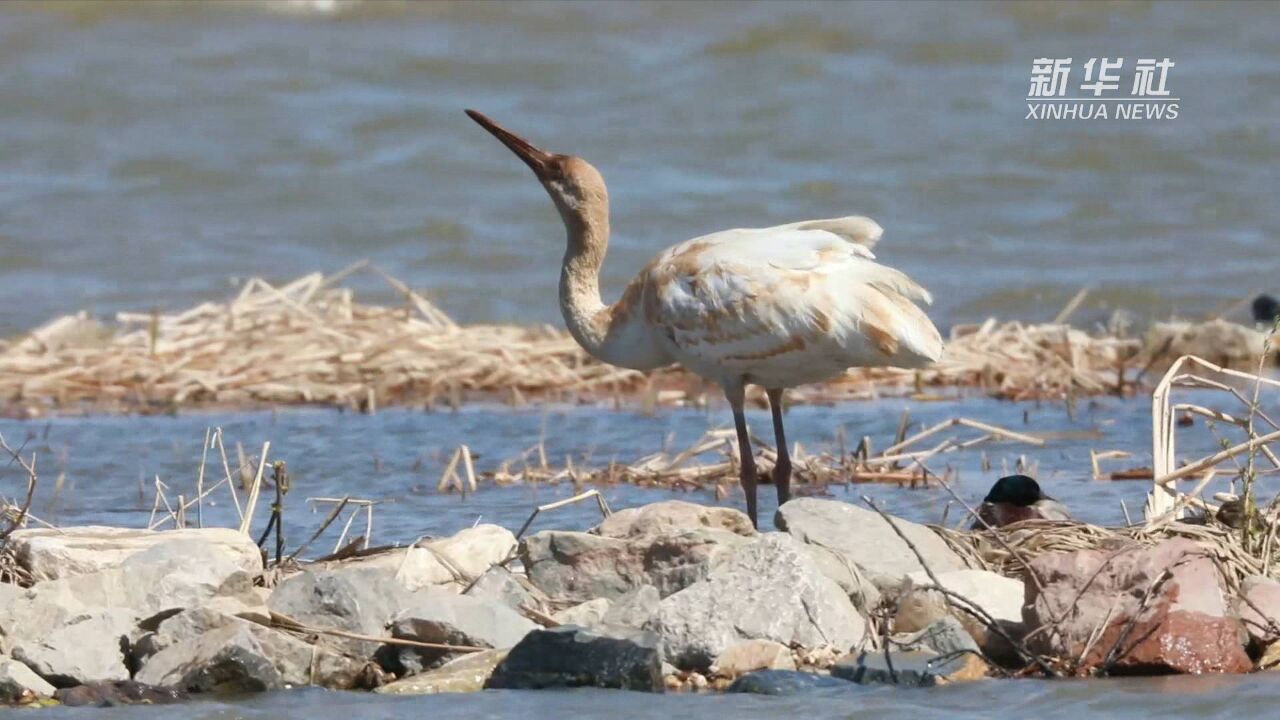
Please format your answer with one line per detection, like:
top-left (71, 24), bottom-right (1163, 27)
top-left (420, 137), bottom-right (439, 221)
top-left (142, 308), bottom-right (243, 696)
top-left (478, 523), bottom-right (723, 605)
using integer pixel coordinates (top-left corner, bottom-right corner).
top-left (136, 609), bottom-right (363, 690)
top-left (521, 528), bottom-right (749, 604)
top-left (2, 539), bottom-right (260, 656)
top-left (1025, 538), bottom-right (1251, 674)
top-left (136, 623), bottom-right (282, 693)
top-left (896, 569), bottom-right (1025, 662)
top-left (726, 669), bottom-right (851, 695)
top-left (1237, 575), bottom-right (1280, 645)
top-left (486, 626), bottom-right (663, 691)
top-left (776, 498), bottom-right (964, 592)
top-left (386, 590), bottom-right (536, 673)
top-left (1259, 641), bottom-right (1280, 670)
top-left (328, 525), bottom-right (517, 592)
top-left (712, 639), bottom-right (796, 677)
top-left (648, 533), bottom-right (866, 669)
top-left (832, 649), bottom-right (986, 686)
top-left (552, 598), bottom-right (612, 627)
top-left (893, 617), bottom-right (979, 657)
top-left (799, 543), bottom-right (881, 613)
top-left (602, 585), bottom-right (660, 629)
top-left (593, 501), bottom-right (755, 539)
top-left (6, 526), bottom-right (262, 582)
top-left (54, 680), bottom-right (186, 707)
top-left (0, 657), bottom-right (56, 704)
top-left (464, 566), bottom-right (546, 612)
top-left (268, 566), bottom-right (413, 657)
top-left (375, 649), bottom-right (508, 695)
top-left (12, 609), bottom-right (136, 687)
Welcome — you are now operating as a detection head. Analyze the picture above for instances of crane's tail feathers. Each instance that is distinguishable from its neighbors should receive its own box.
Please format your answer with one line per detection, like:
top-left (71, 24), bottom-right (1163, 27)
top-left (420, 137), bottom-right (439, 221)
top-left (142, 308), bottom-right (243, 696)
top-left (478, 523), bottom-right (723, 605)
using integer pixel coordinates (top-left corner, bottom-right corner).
top-left (788, 216), bottom-right (884, 250)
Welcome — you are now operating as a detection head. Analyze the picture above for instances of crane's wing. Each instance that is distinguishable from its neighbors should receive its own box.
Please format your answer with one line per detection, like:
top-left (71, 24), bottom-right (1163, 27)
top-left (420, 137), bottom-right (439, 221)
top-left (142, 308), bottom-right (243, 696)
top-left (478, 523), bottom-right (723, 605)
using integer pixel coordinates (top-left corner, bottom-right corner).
top-left (642, 223), bottom-right (941, 385)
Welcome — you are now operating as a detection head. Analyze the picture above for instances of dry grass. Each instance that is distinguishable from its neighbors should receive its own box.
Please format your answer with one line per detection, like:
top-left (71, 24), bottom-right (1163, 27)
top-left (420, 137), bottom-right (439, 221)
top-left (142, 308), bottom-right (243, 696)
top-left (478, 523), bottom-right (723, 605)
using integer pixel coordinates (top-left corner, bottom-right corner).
top-left (6, 265), bottom-right (1246, 417)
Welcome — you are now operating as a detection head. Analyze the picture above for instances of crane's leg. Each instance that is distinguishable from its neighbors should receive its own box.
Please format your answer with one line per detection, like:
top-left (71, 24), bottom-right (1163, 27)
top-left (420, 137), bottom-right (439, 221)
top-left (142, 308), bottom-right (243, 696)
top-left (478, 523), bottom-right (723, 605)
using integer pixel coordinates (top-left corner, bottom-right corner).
top-left (726, 383), bottom-right (759, 528)
top-left (767, 388), bottom-right (792, 509)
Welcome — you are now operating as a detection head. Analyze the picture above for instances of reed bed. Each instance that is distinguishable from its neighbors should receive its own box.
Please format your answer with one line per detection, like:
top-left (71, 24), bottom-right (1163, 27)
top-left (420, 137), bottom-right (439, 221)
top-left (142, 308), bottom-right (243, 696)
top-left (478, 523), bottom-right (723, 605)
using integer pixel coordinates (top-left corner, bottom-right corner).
top-left (3, 266), bottom-right (1244, 417)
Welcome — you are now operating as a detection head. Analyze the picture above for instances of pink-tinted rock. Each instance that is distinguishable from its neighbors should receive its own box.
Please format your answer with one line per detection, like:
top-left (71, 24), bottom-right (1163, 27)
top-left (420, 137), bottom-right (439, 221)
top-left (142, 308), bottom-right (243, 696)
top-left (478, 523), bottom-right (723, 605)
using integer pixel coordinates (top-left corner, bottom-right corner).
top-left (1237, 575), bottom-right (1280, 645)
top-left (1024, 538), bottom-right (1250, 675)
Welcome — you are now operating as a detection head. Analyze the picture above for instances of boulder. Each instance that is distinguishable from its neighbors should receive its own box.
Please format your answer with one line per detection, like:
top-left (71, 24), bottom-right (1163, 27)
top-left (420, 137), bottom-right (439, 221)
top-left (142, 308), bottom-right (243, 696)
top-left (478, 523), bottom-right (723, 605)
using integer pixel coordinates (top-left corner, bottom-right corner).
top-left (323, 525), bottom-right (516, 592)
top-left (521, 528), bottom-right (749, 604)
top-left (893, 616), bottom-right (979, 658)
top-left (1025, 538), bottom-right (1251, 674)
top-left (486, 626), bottom-right (663, 691)
top-left (775, 498), bottom-right (964, 592)
top-left (464, 566), bottom-right (546, 612)
top-left (552, 598), bottom-right (612, 627)
top-left (895, 569), bottom-right (1025, 662)
top-left (832, 649), bottom-right (987, 686)
top-left (904, 569), bottom-right (1024, 626)
top-left (6, 526), bottom-right (262, 582)
top-left (268, 567), bottom-right (413, 657)
top-left (647, 533), bottom-right (866, 669)
top-left (593, 501), bottom-right (755, 539)
top-left (136, 608), bottom-right (364, 690)
top-left (134, 623), bottom-right (283, 693)
top-left (799, 543), bottom-right (881, 613)
top-left (602, 585), bottom-right (661, 629)
top-left (12, 609), bottom-right (136, 687)
top-left (386, 590), bottom-right (535, 673)
top-left (375, 649), bottom-right (508, 695)
top-left (726, 669), bottom-right (851, 695)
top-left (54, 680), bottom-right (186, 707)
top-left (712, 639), bottom-right (796, 677)
top-left (1237, 575), bottom-right (1280, 645)
top-left (0, 657), bottom-right (56, 704)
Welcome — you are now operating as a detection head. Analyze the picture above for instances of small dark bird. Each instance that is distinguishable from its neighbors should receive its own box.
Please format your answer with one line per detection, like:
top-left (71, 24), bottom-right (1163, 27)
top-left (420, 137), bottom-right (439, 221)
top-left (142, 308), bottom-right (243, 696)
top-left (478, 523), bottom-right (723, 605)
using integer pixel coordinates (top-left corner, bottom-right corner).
top-left (1253, 294), bottom-right (1280, 326)
top-left (972, 474), bottom-right (1072, 529)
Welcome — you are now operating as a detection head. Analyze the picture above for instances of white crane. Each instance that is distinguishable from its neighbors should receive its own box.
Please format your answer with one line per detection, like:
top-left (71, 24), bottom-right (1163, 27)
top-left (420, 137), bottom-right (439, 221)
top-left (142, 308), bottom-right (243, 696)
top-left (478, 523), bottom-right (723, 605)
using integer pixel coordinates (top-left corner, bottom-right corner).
top-left (467, 110), bottom-right (943, 527)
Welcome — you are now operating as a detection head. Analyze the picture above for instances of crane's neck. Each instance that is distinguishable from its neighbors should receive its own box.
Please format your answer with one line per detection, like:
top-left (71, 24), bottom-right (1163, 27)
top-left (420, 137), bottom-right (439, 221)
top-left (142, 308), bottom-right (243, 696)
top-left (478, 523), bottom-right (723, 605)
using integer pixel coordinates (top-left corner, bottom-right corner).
top-left (556, 199), bottom-right (615, 360)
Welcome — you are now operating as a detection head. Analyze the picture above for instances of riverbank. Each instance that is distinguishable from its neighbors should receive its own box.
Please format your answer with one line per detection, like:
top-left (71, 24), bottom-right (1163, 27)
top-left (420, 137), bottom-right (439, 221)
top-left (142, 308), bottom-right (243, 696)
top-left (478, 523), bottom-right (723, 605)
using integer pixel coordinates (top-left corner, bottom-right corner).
top-left (3, 497), bottom-right (1280, 709)
top-left (2, 266), bottom-right (1274, 419)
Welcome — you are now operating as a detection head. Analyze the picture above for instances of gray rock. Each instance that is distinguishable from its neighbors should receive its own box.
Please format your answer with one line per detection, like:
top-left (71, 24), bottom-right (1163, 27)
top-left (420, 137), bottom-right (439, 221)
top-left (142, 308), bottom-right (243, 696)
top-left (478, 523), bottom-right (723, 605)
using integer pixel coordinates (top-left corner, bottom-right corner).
top-left (12, 609), bottom-right (135, 687)
top-left (0, 657), bottom-right (56, 703)
top-left (387, 590), bottom-right (536, 673)
top-left (831, 649), bottom-right (975, 686)
top-left (602, 585), bottom-right (660, 629)
top-left (552, 598), bottom-right (611, 628)
top-left (135, 623), bottom-right (282, 693)
top-left (800, 543), bottom-right (882, 613)
top-left (136, 609), bottom-right (364, 692)
top-left (53, 680), bottom-right (186, 707)
top-left (318, 525), bottom-right (517, 592)
top-left (7, 526), bottom-right (262, 582)
top-left (903, 569), bottom-right (1024, 625)
top-left (647, 533), bottom-right (866, 669)
top-left (464, 566), bottom-right (545, 612)
top-left (521, 528), bottom-right (749, 604)
top-left (592, 501), bottom-right (755, 539)
top-left (776, 498), bottom-right (964, 592)
top-left (486, 626), bottom-right (662, 692)
top-left (894, 616), bottom-right (979, 657)
top-left (268, 566), bottom-right (413, 657)
top-left (727, 669), bottom-right (851, 695)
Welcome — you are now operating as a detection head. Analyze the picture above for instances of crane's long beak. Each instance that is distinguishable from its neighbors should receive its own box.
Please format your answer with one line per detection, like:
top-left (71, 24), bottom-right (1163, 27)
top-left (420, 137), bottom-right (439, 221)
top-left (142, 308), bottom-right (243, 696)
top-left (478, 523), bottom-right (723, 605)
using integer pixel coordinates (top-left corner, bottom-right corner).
top-left (465, 109), bottom-right (554, 179)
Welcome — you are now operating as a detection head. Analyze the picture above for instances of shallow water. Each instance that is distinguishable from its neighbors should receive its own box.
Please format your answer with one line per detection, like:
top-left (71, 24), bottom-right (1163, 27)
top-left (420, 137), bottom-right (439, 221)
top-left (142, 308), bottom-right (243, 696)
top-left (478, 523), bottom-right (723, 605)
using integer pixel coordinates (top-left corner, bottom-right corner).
top-left (4, 392), bottom-right (1277, 539)
top-left (2, 0), bottom-right (1279, 337)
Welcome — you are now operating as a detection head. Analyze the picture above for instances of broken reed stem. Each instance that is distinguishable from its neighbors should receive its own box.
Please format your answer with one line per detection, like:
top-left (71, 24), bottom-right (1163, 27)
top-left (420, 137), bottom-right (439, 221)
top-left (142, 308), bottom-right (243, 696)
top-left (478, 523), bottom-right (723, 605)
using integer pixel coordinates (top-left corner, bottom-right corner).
top-left (0, 433), bottom-right (38, 541)
top-left (269, 612), bottom-right (485, 654)
top-left (288, 495), bottom-right (350, 562)
top-left (238, 442), bottom-right (271, 536)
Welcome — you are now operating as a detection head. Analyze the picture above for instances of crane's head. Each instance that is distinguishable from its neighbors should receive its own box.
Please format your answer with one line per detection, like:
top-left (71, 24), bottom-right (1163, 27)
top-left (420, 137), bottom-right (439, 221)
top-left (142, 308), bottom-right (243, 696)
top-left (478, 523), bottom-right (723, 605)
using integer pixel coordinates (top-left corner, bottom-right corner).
top-left (465, 109), bottom-right (607, 220)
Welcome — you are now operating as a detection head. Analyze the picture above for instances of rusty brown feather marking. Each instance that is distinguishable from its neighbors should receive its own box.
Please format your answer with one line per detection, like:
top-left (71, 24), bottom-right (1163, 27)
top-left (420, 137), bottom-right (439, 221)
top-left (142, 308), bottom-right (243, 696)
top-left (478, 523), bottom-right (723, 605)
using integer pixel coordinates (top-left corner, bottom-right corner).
top-left (812, 306), bottom-right (834, 335)
top-left (723, 335), bottom-right (807, 362)
top-left (815, 244), bottom-right (848, 264)
top-left (861, 291), bottom-right (901, 357)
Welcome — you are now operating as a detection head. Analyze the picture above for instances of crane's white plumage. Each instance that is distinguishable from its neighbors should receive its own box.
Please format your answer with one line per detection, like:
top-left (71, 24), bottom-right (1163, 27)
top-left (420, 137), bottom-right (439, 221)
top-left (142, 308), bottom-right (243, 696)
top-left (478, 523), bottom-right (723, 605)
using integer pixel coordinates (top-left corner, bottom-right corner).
top-left (465, 109), bottom-right (944, 527)
top-left (610, 217), bottom-right (943, 389)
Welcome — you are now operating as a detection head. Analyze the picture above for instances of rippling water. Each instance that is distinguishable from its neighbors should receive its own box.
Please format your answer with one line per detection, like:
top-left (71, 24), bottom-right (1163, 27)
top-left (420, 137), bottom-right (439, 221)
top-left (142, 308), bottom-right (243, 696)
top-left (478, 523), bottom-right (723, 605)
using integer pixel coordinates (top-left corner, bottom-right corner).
top-left (2, 0), bottom-right (1278, 337)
